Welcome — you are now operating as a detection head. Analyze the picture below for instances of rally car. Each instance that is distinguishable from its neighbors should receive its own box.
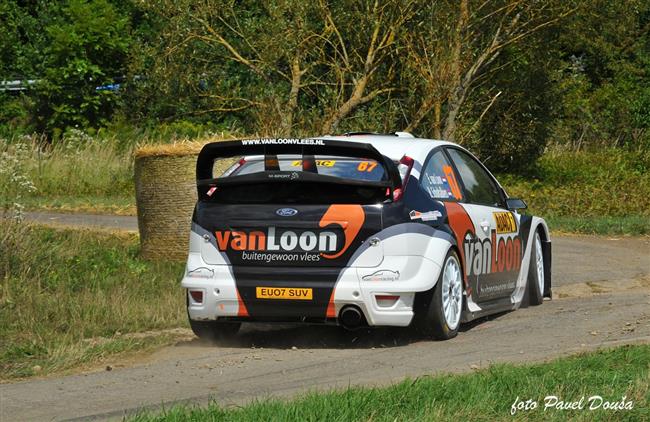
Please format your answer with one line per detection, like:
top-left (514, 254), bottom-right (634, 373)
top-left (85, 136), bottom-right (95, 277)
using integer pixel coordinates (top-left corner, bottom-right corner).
top-left (183, 133), bottom-right (551, 341)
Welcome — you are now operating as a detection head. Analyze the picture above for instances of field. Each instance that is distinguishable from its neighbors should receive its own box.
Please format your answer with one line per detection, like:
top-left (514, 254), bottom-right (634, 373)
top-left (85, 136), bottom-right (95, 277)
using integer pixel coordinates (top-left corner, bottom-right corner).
top-left (130, 344), bottom-right (649, 422)
top-left (0, 223), bottom-right (186, 379)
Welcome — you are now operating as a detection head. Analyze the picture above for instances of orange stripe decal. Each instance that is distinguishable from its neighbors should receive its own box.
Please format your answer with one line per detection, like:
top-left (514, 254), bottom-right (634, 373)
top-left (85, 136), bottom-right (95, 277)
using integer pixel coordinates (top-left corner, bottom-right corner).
top-left (444, 202), bottom-right (474, 292)
top-left (236, 290), bottom-right (249, 317)
top-left (326, 290), bottom-right (336, 318)
top-left (319, 204), bottom-right (365, 259)
top-left (443, 165), bottom-right (463, 200)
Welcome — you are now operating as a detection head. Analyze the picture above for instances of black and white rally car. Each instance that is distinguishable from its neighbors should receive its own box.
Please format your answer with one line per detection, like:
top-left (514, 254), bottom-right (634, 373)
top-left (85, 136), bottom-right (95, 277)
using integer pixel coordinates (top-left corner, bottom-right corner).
top-left (183, 133), bottom-right (551, 341)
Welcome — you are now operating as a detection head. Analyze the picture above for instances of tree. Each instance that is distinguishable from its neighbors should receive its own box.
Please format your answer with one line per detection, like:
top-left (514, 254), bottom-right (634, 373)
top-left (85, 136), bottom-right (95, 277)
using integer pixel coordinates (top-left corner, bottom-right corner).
top-left (402, 0), bottom-right (574, 142)
top-left (31, 0), bottom-right (131, 135)
top-left (552, 0), bottom-right (650, 150)
top-left (133, 0), bottom-right (416, 135)
top-left (133, 0), bottom-right (326, 135)
top-left (317, 0), bottom-right (416, 133)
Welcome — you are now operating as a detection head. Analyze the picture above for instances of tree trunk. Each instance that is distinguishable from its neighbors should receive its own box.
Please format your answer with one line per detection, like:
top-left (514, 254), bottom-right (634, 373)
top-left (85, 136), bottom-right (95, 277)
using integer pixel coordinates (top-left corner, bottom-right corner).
top-left (444, 0), bottom-right (469, 141)
top-left (433, 101), bottom-right (442, 139)
top-left (321, 74), bottom-right (369, 134)
top-left (280, 55), bottom-right (302, 136)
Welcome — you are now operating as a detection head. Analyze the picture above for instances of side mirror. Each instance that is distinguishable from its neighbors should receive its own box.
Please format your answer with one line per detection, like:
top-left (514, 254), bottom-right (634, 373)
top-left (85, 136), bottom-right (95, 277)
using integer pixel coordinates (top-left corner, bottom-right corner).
top-left (506, 198), bottom-right (527, 211)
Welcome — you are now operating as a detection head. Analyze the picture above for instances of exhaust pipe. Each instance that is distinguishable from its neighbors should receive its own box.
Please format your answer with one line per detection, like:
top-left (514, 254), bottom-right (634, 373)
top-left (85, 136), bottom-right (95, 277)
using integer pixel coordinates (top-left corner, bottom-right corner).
top-left (339, 306), bottom-right (364, 330)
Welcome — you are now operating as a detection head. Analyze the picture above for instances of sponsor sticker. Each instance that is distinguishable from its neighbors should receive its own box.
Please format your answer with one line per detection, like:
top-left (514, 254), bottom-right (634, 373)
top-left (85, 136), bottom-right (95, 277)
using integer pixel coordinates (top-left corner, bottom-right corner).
top-left (207, 186), bottom-right (217, 197)
top-left (214, 205), bottom-right (365, 264)
top-left (493, 212), bottom-right (517, 233)
top-left (291, 159), bottom-right (336, 167)
top-left (463, 230), bottom-right (521, 277)
top-left (256, 287), bottom-right (313, 300)
top-left (241, 138), bottom-right (325, 146)
top-left (186, 267), bottom-right (215, 279)
top-left (361, 270), bottom-right (400, 282)
top-left (267, 172), bottom-right (300, 180)
top-left (409, 210), bottom-right (442, 221)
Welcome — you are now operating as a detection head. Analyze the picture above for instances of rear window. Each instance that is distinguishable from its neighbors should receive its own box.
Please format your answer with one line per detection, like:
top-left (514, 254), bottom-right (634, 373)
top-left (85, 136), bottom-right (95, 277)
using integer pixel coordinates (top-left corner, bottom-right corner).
top-left (225, 156), bottom-right (385, 181)
top-left (209, 156), bottom-right (390, 204)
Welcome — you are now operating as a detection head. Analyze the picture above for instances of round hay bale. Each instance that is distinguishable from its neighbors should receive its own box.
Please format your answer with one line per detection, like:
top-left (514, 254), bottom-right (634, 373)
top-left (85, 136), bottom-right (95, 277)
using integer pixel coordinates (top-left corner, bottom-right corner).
top-left (134, 138), bottom-right (244, 261)
top-left (134, 143), bottom-right (203, 261)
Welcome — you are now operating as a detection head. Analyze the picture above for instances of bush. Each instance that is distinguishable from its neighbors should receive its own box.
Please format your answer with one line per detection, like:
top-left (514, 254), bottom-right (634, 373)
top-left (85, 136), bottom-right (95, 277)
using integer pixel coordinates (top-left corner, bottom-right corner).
top-left (499, 148), bottom-right (650, 219)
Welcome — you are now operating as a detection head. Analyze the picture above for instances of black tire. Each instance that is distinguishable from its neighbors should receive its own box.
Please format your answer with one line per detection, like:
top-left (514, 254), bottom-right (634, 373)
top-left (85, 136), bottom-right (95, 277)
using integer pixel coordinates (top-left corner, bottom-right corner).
top-left (527, 230), bottom-right (545, 306)
top-left (412, 249), bottom-right (463, 340)
top-left (189, 319), bottom-right (241, 343)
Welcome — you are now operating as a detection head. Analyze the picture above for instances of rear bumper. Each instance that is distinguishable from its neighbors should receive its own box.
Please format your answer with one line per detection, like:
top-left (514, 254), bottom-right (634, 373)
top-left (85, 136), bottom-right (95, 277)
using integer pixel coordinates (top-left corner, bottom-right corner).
top-left (182, 253), bottom-right (441, 327)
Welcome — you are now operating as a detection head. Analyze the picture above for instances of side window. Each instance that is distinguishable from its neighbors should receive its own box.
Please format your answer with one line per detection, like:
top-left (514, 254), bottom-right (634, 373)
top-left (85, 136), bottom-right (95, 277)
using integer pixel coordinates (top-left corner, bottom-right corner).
top-left (420, 150), bottom-right (463, 201)
top-left (447, 148), bottom-right (503, 207)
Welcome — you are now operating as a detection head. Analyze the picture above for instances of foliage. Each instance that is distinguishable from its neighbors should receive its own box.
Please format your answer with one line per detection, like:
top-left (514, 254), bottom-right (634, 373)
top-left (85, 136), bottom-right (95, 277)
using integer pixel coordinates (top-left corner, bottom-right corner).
top-left (1, 0), bottom-right (649, 170)
top-left (32, 0), bottom-right (132, 134)
top-left (552, 0), bottom-right (650, 150)
top-left (1, 133), bottom-right (133, 206)
top-left (131, 344), bottom-right (649, 421)
top-left (499, 148), bottom-right (650, 218)
top-left (0, 225), bottom-right (185, 379)
top-left (0, 140), bottom-right (36, 220)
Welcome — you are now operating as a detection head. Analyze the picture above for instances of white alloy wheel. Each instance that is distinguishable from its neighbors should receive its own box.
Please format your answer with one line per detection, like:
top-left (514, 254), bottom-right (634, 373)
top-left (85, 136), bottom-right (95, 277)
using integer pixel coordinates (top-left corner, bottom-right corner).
top-left (442, 255), bottom-right (463, 330)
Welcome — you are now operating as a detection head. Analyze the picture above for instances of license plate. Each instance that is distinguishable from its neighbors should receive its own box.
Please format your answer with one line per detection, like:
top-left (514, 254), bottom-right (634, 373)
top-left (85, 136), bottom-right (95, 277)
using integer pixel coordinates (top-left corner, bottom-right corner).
top-left (256, 287), bottom-right (313, 300)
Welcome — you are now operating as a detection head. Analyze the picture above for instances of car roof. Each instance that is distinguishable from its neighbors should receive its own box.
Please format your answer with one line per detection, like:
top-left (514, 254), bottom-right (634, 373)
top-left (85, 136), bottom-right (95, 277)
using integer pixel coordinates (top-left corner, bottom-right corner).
top-left (319, 133), bottom-right (457, 161)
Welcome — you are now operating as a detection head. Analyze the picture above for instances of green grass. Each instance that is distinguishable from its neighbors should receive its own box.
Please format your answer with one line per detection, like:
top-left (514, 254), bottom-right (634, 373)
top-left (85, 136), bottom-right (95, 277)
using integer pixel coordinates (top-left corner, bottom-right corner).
top-left (21, 195), bottom-right (136, 215)
top-left (0, 223), bottom-right (186, 379)
top-left (498, 148), bottom-right (650, 236)
top-left (1, 133), bottom-right (136, 215)
top-left (130, 344), bottom-right (649, 421)
top-left (545, 215), bottom-right (650, 236)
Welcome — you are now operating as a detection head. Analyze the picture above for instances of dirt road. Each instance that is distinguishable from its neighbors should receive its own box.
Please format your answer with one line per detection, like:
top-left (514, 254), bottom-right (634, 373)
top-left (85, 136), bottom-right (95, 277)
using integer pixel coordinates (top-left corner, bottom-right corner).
top-left (2, 216), bottom-right (649, 421)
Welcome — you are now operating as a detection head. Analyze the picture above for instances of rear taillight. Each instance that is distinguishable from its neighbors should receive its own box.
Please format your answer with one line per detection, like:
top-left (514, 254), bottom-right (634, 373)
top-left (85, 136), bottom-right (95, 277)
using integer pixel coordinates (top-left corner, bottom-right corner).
top-left (394, 155), bottom-right (414, 201)
top-left (189, 290), bottom-right (204, 304)
top-left (375, 294), bottom-right (400, 307)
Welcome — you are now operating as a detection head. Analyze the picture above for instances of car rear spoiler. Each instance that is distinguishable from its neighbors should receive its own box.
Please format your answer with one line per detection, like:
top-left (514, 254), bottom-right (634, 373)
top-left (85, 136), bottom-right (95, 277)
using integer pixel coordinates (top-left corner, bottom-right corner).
top-left (196, 138), bottom-right (402, 192)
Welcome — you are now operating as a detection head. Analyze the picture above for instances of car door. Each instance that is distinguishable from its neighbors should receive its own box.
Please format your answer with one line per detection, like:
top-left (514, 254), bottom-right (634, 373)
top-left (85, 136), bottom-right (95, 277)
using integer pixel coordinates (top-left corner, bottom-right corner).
top-left (444, 147), bottom-right (522, 303)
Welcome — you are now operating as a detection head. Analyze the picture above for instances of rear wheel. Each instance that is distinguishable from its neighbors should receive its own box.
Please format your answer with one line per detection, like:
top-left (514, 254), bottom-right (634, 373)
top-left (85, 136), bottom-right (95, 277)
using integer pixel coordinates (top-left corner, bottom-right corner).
top-left (527, 231), bottom-right (545, 306)
top-left (413, 250), bottom-right (463, 340)
top-left (189, 319), bottom-right (241, 343)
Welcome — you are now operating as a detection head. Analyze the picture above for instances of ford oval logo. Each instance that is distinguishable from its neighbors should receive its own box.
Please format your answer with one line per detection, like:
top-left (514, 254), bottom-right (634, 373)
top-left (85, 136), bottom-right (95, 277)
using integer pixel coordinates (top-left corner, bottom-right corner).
top-left (276, 208), bottom-right (298, 217)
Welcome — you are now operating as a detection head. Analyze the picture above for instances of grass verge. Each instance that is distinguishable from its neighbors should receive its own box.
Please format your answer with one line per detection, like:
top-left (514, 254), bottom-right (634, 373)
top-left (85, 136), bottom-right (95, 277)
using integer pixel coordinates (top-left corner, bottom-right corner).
top-left (0, 223), bottom-right (186, 380)
top-left (545, 215), bottom-right (650, 236)
top-left (499, 148), bottom-right (650, 236)
top-left (22, 195), bottom-right (136, 216)
top-left (130, 344), bottom-right (649, 422)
